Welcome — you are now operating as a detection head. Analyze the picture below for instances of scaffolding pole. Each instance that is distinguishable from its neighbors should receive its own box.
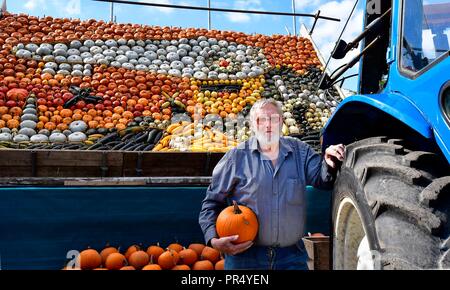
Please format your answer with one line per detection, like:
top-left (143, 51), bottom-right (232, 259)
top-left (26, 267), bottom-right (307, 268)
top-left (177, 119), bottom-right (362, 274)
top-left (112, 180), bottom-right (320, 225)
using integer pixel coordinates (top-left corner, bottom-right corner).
top-left (208, 0), bottom-right (211, 30)
top-left (110, 2), bottom-right (114, 23)
top-left (292, 0), bottom-right (297, 36)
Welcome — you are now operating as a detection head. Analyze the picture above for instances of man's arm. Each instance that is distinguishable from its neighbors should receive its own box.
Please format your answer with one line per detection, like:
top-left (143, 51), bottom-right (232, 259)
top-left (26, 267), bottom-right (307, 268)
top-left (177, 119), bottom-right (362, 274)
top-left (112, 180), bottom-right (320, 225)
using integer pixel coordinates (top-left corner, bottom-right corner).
top-left (199, 150), bottom-right (238, 246)
top-left (303, 143), bottom-right (339, 190)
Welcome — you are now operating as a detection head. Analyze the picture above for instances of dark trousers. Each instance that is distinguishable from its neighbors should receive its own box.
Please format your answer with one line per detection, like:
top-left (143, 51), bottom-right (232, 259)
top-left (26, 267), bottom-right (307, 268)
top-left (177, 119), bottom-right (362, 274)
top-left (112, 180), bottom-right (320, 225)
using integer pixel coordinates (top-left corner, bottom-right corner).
top-left (224, 240), bottom-right (309, 270)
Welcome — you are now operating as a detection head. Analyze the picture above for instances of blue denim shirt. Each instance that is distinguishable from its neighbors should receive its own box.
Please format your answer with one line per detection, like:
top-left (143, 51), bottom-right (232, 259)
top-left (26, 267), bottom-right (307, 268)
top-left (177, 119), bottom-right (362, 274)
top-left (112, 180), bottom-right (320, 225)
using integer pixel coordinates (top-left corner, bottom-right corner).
top-left (199, 136), bottom-right (336, 247)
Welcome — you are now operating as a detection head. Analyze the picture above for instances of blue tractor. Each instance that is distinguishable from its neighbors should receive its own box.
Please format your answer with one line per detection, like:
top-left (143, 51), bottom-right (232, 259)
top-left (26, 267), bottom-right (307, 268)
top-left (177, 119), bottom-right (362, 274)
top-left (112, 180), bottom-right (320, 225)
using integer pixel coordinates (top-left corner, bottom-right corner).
top-left (320, 0), bottom-right (450, 269)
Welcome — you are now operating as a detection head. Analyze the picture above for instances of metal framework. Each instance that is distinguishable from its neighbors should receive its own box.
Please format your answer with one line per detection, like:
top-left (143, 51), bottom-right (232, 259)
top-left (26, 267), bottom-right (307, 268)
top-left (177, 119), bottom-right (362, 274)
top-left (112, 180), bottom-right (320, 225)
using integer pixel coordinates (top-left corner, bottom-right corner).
top-left (95, 0), bottom-right (340, 33)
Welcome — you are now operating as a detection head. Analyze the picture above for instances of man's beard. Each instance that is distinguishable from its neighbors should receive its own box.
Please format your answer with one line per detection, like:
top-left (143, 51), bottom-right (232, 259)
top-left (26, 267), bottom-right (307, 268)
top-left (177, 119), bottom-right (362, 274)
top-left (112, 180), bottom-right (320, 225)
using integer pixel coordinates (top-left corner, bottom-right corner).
top-left (255, 129), bottom-right (280, 149)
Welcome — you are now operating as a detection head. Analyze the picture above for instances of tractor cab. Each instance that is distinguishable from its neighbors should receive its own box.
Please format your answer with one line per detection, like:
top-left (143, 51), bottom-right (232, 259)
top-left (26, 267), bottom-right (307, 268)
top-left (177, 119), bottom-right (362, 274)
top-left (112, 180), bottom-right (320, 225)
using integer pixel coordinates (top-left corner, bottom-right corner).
top-left (322, 0), bottom-right (450, 162)
top-left (335, 0), bottom-right (450, 95)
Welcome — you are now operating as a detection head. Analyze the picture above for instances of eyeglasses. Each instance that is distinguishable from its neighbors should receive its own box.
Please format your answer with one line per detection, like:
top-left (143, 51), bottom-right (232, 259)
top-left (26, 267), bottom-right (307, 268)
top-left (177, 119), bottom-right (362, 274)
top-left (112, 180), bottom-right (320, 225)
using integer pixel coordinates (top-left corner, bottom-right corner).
top-left (256, 115), bottom-right (281, 125)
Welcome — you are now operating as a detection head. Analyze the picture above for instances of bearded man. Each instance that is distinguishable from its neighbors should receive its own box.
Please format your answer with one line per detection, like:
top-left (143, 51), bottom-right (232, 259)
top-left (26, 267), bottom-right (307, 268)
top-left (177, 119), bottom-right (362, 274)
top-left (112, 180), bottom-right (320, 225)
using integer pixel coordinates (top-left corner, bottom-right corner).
top-left (199, 98), bottom-right (345, 270)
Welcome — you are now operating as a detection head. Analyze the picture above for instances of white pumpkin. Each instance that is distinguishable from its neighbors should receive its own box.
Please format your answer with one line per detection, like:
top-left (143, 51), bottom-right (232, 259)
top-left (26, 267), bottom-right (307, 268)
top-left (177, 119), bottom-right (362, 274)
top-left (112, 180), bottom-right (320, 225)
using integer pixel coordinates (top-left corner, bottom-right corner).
top-left (69, 121), bottom-right (88, 133)
top-left (21, 114), bottom-right (38, 122)
top-left (0, 132), bottom-right (12, 141)
top-left (49, 133), bottom-right (67, 143)
top-left (20, 120), bottom-right (37, 129)
top-left (13, 134), bottom-right (30, 142)
top-left (38, 129), bottom-right (51, 136)
top-left (166, 52), bottom-right (180, 62)
top-left (68, 132), bottom-right (87, 142)
top-left (30, 134), bottom-right (49, 143)
top-left (18, 128), bottom-right (36, 137)
top-left (23, 108), bottom-right (37, 115)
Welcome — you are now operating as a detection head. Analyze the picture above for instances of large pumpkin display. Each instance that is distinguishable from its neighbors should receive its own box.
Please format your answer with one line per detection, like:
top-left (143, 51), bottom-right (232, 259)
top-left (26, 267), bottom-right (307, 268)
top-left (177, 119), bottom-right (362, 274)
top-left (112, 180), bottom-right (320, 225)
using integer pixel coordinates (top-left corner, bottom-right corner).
top-left (0, 11), bottom-right (341, 152)
top-left (216, 200), bottom-right (259, 243)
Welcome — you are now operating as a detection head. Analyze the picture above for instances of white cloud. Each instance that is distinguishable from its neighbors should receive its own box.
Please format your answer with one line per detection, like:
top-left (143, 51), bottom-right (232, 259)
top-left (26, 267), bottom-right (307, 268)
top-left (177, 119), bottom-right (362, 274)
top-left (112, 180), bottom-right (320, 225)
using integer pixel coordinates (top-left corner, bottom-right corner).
top-left (24, 0), bottom-right (45, 10)
top-left (294, 0), bottom-right (322, 11)
top-left (24, 0), bottom-right (80, 15)
top-left (227, 12), bottom-right (251, 23)
top-left (139, 0), bottom-right (175, 14)
top-left (55, 0), bottom-right (81, 15)
top-left (225, 0), bottom-right (264, 23)
top-left (305, 0), bottom-right (364, 85)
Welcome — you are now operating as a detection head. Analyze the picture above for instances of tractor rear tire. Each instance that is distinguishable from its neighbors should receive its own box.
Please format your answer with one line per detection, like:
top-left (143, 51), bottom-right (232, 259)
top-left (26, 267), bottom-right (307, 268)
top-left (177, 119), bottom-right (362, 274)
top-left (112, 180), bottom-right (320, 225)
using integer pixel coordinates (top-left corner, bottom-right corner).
top-left (332, 137), bottom-right (450, 269)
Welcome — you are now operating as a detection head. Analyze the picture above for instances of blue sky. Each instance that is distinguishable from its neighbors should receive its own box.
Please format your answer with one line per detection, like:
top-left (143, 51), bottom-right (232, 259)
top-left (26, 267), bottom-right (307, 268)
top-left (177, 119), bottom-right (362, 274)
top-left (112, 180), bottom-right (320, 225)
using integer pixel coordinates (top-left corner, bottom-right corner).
top-left (7, 0), bottom-right (366, 91)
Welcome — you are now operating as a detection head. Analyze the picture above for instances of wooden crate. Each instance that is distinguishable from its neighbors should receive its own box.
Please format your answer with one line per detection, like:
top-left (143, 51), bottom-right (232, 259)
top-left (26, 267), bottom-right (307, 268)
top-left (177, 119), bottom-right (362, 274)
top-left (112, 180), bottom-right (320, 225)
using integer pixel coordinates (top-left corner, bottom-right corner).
top-left (0, 149), bottom-right (225, 178)
top-left (302, 236), bottom-right (330, 270)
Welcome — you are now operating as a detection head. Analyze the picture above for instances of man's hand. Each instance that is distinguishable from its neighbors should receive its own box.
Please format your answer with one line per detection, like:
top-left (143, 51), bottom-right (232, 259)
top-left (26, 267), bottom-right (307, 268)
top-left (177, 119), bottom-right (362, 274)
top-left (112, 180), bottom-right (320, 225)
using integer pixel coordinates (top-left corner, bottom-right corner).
top-left (325, 144), bottom-right (346, 169)
top-left (211, 235), bottom-right (253, 255)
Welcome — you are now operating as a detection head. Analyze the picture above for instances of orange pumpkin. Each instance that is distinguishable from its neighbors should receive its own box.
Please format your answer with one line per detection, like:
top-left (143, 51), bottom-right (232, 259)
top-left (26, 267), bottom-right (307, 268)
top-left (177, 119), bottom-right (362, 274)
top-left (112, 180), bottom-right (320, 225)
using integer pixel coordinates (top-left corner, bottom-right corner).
top-left (44, 122), bottom-right (56, 131)
top-left (178, 248), bottom-right (198, 266)
top-left (122, 111), bottom-right (133, 119)
top-left (100, 246), bottom-right (118, 265)
top-left (128, 251), bottom-right (149, 270)
top-left (114, 123), bottom-right (126, 130)
top-left (104, 122), bottom-right (115, 129)
top-left (158, 250), bottom-right (179, 270)
top-left (192, 260), bottom-right (214, 270)
top-left (82, 114), bottom-right (93, 123)
top-left (37, 105), bottom-right (48, 112)
top-left (113, 106), bottom-right (124, 115)
top-left (215, 259), bottom-right (225, 270)
top-left (124, 245), bottom-right (140, 260)
top-left (78, 249), bottom-right (102, 270)
top-left (56, 123), bottom-right (68, 131)
top-left (0, 106), bottom-right (8, 115)
top-left (6, 118), bottom-right (19, 129)
top-left (6, 88), bottom-right (28, 101)
top-left (146, 245), bottom-right (164, 264)
top-left (88, 120), bottom-right (99, 129)
top-left (167, 243), bottom-right (183, 253)
top-left (60, 109), bottom-right (72, 118)
top-left (310, 233), bottom-right (326, 237)
top-left (142, 264), bottom-right (162, 270)
top-left (172, 265), bottom-right (191, 270)
top-left (50, 115), bottom-right (62, 124)
top-left (105, 253), bottom-right (127, 270)
top-left (200, 247), bottom-right (220, 264)
top-left (87, 109), bottom-right (97, 117)
top-left (216, 200), bottom-right (258, 244)
top-left (120, 266), bottom-right (135, 270)
top-left (72, 113), bottom-right (82, 121)
top-left (9, 107), bottom-right (22, 116)
top-left (36, 121), bottom-right (44, 130)
top-left (2, 114), bottom-right (12, 122)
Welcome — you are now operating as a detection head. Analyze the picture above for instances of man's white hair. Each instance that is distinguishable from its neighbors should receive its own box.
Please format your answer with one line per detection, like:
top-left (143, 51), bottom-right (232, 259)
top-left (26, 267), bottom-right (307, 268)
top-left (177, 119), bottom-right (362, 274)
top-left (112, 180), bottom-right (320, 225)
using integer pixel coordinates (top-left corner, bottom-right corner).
top-left (249, 98), bottom-right (283, 132)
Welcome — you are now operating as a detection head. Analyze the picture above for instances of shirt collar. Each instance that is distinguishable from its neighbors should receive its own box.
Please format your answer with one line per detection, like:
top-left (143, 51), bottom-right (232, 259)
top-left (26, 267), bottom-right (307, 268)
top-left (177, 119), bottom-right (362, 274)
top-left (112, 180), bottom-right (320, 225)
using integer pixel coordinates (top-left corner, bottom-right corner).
top-left (247, 136), bottom-right (293, 157)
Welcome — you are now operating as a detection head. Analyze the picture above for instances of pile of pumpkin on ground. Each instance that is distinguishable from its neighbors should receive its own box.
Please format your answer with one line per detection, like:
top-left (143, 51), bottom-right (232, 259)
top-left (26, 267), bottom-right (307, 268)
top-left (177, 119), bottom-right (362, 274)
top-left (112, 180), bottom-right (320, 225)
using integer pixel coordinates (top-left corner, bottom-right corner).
top-left (65, 201), bottom-right (258, 270)
top-left (66, 242), bottom-right (224, 270)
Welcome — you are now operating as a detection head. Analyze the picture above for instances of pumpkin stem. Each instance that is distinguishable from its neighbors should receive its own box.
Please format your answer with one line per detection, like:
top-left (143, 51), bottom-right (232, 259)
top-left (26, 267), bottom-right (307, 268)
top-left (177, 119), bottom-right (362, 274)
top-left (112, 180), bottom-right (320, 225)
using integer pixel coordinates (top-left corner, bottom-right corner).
top-left (232, 200), bottom-right (242, 214)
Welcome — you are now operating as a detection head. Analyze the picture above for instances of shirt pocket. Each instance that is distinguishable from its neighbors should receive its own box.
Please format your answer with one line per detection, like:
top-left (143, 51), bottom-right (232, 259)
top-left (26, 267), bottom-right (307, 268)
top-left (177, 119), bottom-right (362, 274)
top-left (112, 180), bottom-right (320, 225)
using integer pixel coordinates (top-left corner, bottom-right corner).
top-left (286, 178), bottom-right (303, 205)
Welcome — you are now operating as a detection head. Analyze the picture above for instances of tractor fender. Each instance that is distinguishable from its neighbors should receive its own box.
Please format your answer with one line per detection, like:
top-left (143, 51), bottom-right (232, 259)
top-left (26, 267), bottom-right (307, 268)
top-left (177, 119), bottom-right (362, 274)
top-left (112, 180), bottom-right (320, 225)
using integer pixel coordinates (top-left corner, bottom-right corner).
top-left (322, 92), bottom-right (432, 148)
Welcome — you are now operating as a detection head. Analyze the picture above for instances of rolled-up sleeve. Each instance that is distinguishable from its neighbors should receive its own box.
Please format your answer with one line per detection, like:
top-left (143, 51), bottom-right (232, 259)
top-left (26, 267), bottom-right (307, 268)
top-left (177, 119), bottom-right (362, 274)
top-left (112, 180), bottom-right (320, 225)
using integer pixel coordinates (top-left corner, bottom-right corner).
top-left (303, 143), bottom-right (337, 190)
top-left (199, 149), bottom-right (239, 246)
